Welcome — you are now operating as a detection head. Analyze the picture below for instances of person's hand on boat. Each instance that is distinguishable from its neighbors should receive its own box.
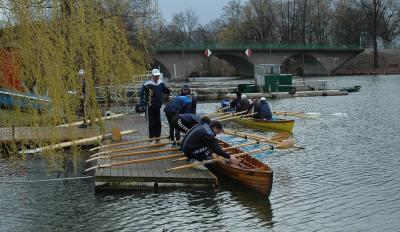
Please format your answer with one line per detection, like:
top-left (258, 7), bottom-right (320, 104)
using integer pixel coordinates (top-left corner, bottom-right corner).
top-left (229, 155), bottom-right (241, 165)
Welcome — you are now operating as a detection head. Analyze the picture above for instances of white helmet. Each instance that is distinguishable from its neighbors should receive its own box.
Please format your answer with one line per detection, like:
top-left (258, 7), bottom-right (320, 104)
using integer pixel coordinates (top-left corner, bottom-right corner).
top-left (152, 69), bottom-right (161, 76)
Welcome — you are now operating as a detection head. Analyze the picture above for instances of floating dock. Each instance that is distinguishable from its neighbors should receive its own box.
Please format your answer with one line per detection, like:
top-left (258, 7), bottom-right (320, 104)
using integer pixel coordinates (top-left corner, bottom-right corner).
top-left (92, 114), bottom-right (217, 191)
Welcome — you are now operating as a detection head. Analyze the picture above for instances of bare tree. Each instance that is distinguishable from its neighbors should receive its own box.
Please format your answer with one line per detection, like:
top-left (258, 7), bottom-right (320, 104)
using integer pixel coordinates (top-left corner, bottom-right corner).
top-left (331, 0), bottom-right (366, 45)
top-left (356, 0), bottom-right (391, 68)
top-left (169, 9), bottom-right (199, 46)
top-left (378, 0), bottom-right (400, 47)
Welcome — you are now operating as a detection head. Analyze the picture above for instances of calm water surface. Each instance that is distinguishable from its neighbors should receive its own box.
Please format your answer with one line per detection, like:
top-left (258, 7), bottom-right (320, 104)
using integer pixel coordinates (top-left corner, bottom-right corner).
top-left (1, 75), bottom-right (400, 231)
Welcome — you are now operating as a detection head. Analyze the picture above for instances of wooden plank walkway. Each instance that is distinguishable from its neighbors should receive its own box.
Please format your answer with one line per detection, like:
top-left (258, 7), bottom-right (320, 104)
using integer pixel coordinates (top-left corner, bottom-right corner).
top-left (93, 114), bottom-right (217, 191)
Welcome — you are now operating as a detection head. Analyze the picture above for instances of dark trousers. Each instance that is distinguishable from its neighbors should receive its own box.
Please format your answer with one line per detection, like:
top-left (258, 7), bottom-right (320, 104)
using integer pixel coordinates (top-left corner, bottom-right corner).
top-left (165, 111), bottom-right (180, 141)
top-left (147, 106), bottom-right (162, 138)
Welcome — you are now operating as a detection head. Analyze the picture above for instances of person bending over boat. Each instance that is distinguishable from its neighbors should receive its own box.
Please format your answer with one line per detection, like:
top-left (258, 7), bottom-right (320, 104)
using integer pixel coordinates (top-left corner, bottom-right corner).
top-left (180, 120), bottom-right (241, 166)
top-left (164, 95), bottom-right (192, 143)
top-left (254, 97), bottom-right (273, 120)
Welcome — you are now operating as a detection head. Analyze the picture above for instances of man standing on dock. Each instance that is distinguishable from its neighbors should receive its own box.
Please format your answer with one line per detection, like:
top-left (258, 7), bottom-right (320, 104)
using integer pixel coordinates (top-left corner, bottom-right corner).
top-left (140, 69), bottom-right (171, 140)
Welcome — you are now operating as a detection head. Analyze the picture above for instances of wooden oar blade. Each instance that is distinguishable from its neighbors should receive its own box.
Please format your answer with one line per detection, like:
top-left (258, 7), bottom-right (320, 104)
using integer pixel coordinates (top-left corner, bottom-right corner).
top-left (274, 139), bottom-right (295, 149)
top-left (270, 132), bottom-right (290, 141)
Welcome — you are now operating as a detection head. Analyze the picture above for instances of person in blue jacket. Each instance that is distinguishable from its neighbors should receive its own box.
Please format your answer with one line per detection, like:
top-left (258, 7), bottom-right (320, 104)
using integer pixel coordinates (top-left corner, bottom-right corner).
top-left (140, 69), bottom-right (171, 139)
top-left (180, 120), bottom-right (240, 166)
top-left (254, 97), bottom-right (272, 120)
top-left (171, 114), bottom-right (211, 142)
top-left (179, 84), bottom-right (197, 114)
top-left (164, 95), bottom-right (192, 142)
top-left (220, 99), bottom-right (234, 112)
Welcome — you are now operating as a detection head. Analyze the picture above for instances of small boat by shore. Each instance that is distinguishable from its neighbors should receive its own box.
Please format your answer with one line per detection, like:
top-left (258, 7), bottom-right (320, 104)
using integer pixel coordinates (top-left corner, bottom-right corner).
top-left (206, 139), bottom-right (273, 197)
top-left (341, 85), bottom-right (361, 93)
top-left (231, 117), bottom-right (295, 132)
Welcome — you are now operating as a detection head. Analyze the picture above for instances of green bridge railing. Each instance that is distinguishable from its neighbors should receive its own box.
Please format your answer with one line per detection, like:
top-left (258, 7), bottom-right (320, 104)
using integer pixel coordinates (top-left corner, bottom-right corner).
top-left (155, 42), bottom-right (361, 51)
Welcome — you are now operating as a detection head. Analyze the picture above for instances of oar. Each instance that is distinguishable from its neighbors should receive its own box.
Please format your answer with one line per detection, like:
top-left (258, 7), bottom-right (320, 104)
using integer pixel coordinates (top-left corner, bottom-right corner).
top-left (223, 129), bottom-right (289, 144)
top-left (86, 147), bottom-right (180, 162)
top-left (84, 152), bottom-right (185, 172)
top-left (89, 135), bottom-right (169, 151)
top-left (18, 129), bottom-right (137, 154)
top-left (84, 137), bottom-right (291, 172)
top-left (304, 112), bottom-right (348, 117)
top-left (219, 112), bottom-right (257, 122)
top-left (217, 106), bottom-right (230, 112)
top-left (224, 129), bottom-right (304, 149)
top-left (273, 111), bottom-right (318, 119)
top-left (57, 113), bottom-right (126, 127)
top-left (211, 110), bottom-right (248, 120)
top-left (165, 141), bottom-right (294, 172)
top-left (90, 141), bottom-right (175, 157)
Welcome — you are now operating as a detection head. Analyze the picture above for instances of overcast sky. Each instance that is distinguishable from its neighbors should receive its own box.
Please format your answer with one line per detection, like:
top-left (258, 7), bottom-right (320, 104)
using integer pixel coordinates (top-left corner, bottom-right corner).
top-left (158, 0), bottom-right (233, 25)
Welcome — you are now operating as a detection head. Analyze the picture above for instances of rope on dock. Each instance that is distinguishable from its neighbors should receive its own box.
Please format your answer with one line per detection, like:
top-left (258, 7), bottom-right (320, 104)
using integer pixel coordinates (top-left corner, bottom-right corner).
top-left (0, 175), bottom-right (93, 183)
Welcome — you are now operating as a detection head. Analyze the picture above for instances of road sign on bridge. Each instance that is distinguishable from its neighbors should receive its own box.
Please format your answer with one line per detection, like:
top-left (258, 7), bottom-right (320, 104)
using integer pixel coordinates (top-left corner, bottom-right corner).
top-left (245, 48), bottom-right (253, 57)
top-left (203, 49), bottom-right (212, 57)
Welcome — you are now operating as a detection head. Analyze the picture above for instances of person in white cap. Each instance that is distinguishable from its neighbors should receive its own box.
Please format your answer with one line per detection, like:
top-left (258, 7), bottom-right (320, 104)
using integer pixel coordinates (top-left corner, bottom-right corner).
top-left (235, 93), bottom-right (250, 112)
top-left (254, 97), bottom-right (273, 120)
top-left (140, 68), bottom-right (171, 140)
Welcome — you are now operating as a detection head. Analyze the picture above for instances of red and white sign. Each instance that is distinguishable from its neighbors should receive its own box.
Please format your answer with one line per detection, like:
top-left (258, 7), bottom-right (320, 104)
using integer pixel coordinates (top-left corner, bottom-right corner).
top-left (203, 49), bottom-right (212, 57)
top-left (245, 48), bottom-right (253, 57)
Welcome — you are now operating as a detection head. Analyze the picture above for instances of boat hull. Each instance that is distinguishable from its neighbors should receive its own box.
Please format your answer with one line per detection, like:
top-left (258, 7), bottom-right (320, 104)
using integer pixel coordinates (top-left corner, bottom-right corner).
top-left (232, 117), bottom-right (294, 132)
top-left (207, 140), bottom-right (273, 197)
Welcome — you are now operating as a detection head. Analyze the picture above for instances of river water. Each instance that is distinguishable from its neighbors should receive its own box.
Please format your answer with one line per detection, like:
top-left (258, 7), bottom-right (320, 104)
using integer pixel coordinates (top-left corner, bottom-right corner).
top-left (1, 75), bottom-right (400, 231)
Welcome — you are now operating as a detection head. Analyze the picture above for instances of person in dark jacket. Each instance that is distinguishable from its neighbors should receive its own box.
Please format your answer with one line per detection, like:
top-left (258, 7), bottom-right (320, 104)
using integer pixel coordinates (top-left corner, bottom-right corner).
top-left (180, 120), bottom-right (240, 165)
top-left (254, 97), bottom-right (273, 120)
top-left (171, 114), bottom-right (211, 134)
top-left (236, 94), bottom-right (251, 112)
top-left (230, 90), bottom-right (241, 111)
top-left (247, 96), bottom-right (259, 114)
top-left (164, 95), bottom-right (192, 142)
top-left (179, 84), bottom-right (197, 114)
top-left (140, 69), bottom-right (171, 139)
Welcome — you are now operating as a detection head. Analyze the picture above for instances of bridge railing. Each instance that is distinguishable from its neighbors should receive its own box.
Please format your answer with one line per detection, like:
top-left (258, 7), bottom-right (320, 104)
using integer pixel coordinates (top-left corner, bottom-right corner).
top-left (155, 42), bottom-right (361, 51)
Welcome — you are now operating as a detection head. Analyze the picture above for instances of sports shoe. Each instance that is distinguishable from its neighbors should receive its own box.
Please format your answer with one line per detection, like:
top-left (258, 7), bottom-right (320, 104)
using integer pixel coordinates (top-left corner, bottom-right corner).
top-left (191, 160), bottom-right (208, 171)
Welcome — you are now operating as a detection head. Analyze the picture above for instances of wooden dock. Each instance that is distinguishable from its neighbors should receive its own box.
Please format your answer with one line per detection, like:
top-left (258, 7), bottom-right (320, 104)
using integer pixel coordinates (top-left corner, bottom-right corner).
top-left (93, 114), bottom-right (217, 191)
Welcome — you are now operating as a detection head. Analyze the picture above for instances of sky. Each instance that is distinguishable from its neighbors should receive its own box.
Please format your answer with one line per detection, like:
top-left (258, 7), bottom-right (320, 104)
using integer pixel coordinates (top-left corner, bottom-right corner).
top-left (158, 0), bottom-right (233, 25)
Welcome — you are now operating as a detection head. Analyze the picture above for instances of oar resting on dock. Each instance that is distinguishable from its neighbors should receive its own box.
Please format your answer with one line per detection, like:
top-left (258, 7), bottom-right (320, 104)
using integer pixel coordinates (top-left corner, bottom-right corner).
top-left (89, 135), bottom-right (169, 151)
top-left (57, 113), bottom-right (127, 127)
top-left (19, 129), bottom-right (137, 154)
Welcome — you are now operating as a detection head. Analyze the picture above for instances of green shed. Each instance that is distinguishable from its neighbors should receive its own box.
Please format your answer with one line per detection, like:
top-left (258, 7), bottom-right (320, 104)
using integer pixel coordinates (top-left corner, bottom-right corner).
top-left (255, 64), bottom-right (293, 92)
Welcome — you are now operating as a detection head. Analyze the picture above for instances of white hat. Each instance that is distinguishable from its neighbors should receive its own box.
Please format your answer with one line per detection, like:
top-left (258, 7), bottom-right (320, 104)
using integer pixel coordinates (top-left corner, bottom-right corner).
top-left (152, 69), bottom-right (161, 76)
top-left (241, 95), bottom-right (247, 99)
top-left (260, 97), bottom-right (266, 101)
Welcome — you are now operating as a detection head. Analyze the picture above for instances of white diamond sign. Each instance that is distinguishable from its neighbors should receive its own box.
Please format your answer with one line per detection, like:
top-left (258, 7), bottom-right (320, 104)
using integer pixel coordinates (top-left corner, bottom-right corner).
top-left (203, 49), bottom-right (212, 57)
top-left (245, 48), bottom-right (253, 57)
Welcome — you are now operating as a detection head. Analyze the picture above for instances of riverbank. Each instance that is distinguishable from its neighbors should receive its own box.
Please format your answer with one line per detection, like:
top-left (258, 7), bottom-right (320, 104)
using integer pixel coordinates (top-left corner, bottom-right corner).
top-left (335, 49), bottom-right (400, 75)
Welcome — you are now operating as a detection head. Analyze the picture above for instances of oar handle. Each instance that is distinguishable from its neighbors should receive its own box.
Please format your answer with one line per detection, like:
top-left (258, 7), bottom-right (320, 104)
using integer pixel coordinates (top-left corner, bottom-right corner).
top-left (90, 135), bottom-right (169, 151)
top-left (91, 141), bottom-right (173, 157)
top-left (86, 147), bottom-right (180, 162)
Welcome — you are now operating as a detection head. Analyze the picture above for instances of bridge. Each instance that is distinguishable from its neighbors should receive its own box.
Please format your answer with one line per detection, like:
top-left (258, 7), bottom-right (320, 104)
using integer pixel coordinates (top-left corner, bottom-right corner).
top-left (153, 43), bottom-right (363, 79)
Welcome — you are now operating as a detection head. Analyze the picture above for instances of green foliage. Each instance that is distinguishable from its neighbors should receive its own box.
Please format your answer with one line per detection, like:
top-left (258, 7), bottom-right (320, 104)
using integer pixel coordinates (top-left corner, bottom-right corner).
top-left (0, 0), bottom-right (147, 163)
